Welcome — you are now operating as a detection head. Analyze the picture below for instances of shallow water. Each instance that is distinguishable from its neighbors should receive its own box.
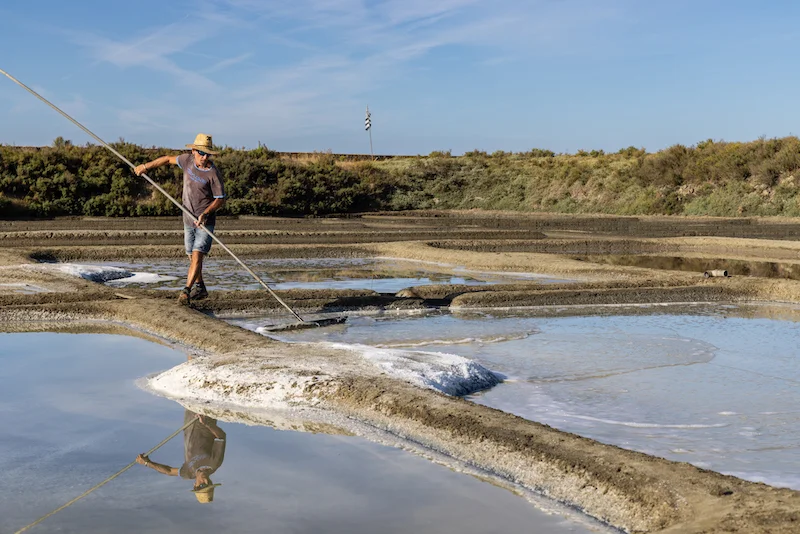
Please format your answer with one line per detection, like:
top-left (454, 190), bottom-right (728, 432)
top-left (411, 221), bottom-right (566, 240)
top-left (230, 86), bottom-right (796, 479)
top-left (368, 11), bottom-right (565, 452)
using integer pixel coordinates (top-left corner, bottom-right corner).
top-left (231, 303), bottom-right (800, 490)
top-left (101, 257), bottom-right (564, 292)
top-left (0, 332), bottom-right (600, 534)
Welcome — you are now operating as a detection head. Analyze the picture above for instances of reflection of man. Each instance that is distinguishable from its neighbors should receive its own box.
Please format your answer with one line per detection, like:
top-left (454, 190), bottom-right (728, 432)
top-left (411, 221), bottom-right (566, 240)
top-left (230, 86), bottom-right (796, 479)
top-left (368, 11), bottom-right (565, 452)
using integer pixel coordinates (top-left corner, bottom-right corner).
top-left (136, 410), bottom-right (227, 503)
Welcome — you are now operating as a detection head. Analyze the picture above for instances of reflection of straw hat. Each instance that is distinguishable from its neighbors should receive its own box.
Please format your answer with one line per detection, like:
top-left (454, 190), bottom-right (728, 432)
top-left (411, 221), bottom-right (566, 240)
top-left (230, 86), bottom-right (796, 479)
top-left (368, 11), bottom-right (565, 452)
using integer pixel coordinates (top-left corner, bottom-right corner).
top-left (185, 133), bottom-right (219, 155)
top-left (192, 483), bottom-right (222, 503)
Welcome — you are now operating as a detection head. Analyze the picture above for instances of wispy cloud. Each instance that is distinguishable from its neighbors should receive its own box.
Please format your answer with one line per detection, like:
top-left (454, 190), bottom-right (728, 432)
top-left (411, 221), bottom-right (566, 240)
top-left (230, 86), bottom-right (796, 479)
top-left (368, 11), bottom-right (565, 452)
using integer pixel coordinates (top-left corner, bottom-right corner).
top-left (208, 53), bottom-right (254, 73)
top-left (63, 0), bottom-right (627, 148)
top-left (380, 0), bottom-right (483, 26)
top-left (68, 18), bottom-right (218, 91)
top-left (9, 0), bottom-right (800, 154)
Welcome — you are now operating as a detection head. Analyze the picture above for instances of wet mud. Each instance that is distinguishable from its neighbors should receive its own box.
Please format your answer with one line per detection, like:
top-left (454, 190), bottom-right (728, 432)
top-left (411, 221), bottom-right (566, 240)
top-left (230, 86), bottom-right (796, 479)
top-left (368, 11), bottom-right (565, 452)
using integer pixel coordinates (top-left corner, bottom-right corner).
top-left (575, 254), bottom-right (800, 281)
top-left (2, 212), bottom-right (800, 533)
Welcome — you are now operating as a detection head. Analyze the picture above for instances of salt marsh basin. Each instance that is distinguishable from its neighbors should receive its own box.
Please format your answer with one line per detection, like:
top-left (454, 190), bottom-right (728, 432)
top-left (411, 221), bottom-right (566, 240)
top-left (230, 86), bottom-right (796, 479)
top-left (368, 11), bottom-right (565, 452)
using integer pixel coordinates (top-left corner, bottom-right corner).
top-left (1, 331), bottom-right (602, 534)
top-left (2, 212), bottom-right (800, 533)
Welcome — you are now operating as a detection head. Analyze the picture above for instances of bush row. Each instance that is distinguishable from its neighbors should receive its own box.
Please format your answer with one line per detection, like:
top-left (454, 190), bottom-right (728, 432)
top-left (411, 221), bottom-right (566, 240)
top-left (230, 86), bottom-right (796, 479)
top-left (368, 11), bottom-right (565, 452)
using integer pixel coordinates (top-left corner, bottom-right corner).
top-left (0, 140), bottom-right (396, 217)
top-left (2, 137), bottom-right (800, 218)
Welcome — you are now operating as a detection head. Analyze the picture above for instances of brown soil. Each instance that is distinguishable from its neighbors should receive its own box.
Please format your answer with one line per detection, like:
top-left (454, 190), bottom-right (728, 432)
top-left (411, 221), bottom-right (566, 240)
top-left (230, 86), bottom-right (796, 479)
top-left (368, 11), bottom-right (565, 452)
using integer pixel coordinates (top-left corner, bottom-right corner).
top-left (2, 212), bottom-right (799, 533)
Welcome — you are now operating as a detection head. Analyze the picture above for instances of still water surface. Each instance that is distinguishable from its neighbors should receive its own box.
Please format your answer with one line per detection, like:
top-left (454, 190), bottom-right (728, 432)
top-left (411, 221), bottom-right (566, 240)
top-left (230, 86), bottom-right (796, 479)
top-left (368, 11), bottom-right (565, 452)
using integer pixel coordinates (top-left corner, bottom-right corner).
top-left (1, 331), bottom-right (600, 534)
top-left (231, 303), bottom-right (800, 490)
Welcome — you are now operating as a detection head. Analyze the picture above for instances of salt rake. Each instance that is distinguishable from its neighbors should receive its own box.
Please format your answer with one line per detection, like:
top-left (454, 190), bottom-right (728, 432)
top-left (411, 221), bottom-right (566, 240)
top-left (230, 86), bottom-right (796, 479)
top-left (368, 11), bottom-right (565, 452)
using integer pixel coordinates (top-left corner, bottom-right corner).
top-left (0, 68), bottom-right (347, 332)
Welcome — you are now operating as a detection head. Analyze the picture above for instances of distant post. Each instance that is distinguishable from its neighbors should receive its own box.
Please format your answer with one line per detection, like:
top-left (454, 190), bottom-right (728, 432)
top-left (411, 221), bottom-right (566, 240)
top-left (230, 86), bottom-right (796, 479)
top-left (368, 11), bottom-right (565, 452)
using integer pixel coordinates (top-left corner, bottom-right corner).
top-left (365, 105), bottom-right (373, 160)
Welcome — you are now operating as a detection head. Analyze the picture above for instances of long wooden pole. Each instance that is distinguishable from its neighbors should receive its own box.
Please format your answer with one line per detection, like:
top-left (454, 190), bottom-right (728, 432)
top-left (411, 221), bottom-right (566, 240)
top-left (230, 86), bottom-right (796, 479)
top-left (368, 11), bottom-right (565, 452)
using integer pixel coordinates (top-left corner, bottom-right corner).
top-left (0, 68), bottom-right (308, 323)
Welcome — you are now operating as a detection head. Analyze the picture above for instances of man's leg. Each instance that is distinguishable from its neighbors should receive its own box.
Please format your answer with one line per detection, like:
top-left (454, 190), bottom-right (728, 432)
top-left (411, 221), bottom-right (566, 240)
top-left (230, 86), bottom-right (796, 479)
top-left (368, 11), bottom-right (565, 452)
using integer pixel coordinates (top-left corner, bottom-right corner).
top-left (179, 227), bottom-right (195, 305)
top-left (188, 224), bottom-right (213, 301)
top-left (186, 251), bottom-right (205, 288)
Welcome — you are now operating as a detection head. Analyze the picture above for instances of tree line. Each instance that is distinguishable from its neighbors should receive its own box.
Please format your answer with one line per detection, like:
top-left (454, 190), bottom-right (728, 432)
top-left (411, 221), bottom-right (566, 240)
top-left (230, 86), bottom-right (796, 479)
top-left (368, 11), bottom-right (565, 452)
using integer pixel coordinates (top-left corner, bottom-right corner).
top-left (2, 136), bottom-right (800, 218)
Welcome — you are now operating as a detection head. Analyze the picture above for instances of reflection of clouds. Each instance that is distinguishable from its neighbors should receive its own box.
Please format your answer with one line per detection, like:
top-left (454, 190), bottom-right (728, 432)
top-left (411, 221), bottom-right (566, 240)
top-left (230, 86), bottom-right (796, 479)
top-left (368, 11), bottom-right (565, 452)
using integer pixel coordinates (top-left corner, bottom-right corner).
top-left (7, 333), bottom-right (184, 425)
top-left (10, 417), bottom-right (569, 532)
top-left (209, 428), bottom-right (515, 532)
top-left (1, 332), bottom-right (189, 530)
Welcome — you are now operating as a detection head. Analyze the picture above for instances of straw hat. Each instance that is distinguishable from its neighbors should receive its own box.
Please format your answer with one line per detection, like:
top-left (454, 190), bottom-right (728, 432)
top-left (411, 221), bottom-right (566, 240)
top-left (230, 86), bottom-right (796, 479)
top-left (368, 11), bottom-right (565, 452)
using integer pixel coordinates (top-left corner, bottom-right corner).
top-left (186, 133), bottom-right (219, 155)
top-left (192, 483), bottom-right (222, 503)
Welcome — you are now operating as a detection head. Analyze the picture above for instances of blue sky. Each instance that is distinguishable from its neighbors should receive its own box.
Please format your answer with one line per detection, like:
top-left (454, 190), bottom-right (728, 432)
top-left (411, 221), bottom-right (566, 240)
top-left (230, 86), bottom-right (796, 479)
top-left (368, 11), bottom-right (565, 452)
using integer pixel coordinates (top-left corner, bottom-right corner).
top-left (1, 1), bottom-right (799, 155)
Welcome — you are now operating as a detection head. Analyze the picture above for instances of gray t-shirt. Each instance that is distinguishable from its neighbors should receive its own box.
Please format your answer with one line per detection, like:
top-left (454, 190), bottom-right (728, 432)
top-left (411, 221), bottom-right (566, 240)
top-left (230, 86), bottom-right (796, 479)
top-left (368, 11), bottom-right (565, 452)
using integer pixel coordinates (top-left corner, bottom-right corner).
top-left (179, 410), bottom-right (226, 479)
top-left (176, 153), bottom-right (225, 227)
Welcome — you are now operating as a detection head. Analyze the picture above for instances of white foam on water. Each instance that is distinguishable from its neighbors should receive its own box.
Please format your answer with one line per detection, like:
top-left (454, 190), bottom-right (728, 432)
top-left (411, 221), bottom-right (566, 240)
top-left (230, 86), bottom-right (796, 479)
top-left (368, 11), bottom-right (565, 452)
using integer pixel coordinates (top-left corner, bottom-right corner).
top-left (25, 263), bottom-right (134, 282)
top-left (107, 272), bottom-right (178, 284)
top-left (24, 262), bottom-right (178, 285)
top-left (566, 414), bottom-right (729, 429)
top-left (324, 342), bottom-right (501, 396)
top-left (374, 332), bottom-right (530, 349)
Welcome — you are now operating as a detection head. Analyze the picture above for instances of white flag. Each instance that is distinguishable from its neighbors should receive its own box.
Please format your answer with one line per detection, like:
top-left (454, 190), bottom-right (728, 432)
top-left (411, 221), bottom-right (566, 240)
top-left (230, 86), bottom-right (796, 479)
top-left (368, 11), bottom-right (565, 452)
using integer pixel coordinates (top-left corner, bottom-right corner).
top-left (365, 106), bottom-right (371, 131)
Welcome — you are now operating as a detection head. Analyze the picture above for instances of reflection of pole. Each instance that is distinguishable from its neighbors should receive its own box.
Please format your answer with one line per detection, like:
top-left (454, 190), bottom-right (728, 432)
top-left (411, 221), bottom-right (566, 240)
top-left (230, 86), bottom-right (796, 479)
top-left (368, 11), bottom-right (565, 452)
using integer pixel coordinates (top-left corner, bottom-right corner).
top-left (14, 418), bottom-right (195, 534)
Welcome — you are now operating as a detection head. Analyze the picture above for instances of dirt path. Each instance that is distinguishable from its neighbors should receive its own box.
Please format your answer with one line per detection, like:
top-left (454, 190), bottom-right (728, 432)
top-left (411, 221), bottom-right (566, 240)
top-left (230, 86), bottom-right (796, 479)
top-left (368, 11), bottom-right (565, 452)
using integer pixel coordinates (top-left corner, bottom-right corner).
top-left (2, 213), bottom-right (799, 533)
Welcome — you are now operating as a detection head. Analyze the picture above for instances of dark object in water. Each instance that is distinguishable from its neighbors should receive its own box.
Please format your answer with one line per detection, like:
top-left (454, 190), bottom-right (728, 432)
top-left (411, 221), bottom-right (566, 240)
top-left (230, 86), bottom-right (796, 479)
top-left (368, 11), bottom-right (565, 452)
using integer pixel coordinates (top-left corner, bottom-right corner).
top-left (262, 316), bottom-right (348, 332)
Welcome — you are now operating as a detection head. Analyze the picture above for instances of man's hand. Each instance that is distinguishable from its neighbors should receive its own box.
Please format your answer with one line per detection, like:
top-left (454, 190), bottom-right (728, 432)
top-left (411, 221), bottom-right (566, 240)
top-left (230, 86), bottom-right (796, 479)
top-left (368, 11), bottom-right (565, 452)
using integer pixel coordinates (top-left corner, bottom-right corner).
top-left (196, 413), bottom-right (225, 439)
top-left (134, 164), bottom-right (148, 176)
top-left (195, 212), bottom-right (208, 228)
top-left (136, 454), bottom-right (150, 466)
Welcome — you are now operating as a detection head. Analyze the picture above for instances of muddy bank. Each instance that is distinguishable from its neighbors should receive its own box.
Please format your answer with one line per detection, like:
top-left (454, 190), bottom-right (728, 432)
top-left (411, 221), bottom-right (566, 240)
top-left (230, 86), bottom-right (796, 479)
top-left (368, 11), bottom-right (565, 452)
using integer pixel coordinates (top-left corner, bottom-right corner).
top-left (3, 214), bottom-right (800, 532)
top-left (19, 244), bottom-right (376, 262)
top-left (329, 376), bottom-right (800, 534)
top-left (427, 238), bottom-right (673, 254)
top-left (7, 211), bottom-right (800, 241)
top-left (0, 228), bottom-right (547, 248)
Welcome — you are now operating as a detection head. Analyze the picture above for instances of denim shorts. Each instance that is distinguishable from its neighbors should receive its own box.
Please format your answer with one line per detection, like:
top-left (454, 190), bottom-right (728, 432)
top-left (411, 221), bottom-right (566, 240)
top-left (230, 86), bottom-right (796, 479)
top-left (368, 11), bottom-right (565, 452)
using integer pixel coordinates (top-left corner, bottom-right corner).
top-left (184, 224), bottom-right (215, 255)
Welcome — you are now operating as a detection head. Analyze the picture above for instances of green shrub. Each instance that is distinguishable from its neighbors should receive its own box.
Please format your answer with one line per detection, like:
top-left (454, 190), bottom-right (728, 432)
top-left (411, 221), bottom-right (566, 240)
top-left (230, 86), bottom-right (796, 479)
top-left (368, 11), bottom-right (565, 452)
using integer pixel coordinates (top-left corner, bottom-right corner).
top-left (3, 137), bottom-right (800, 218)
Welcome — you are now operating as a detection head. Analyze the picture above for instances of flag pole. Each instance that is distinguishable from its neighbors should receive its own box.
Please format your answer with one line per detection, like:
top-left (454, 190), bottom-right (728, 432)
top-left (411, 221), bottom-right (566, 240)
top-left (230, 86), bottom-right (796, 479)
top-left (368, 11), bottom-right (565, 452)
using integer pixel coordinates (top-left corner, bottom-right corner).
top-left (365, 105), bottom-right (374, 160)
top-left (369, 127), bottom-right (374, 161)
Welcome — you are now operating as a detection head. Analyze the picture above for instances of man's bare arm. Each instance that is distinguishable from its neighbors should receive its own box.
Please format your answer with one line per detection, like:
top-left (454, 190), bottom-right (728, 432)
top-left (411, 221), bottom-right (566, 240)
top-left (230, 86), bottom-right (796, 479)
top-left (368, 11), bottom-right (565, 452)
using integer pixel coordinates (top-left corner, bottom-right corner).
top-left (136, 454), bottom-right (179, 476)
top-left (134, 155), bottom-right (178, 176)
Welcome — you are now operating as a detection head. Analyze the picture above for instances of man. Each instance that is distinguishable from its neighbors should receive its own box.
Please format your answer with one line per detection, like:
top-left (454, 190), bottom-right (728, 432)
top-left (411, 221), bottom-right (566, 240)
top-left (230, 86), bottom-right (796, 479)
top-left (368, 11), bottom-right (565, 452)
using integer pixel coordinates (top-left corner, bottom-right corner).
top-left (135, 133), bottom-right (225, 305)
top-left (136, 410), bottom-right (227, 503)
